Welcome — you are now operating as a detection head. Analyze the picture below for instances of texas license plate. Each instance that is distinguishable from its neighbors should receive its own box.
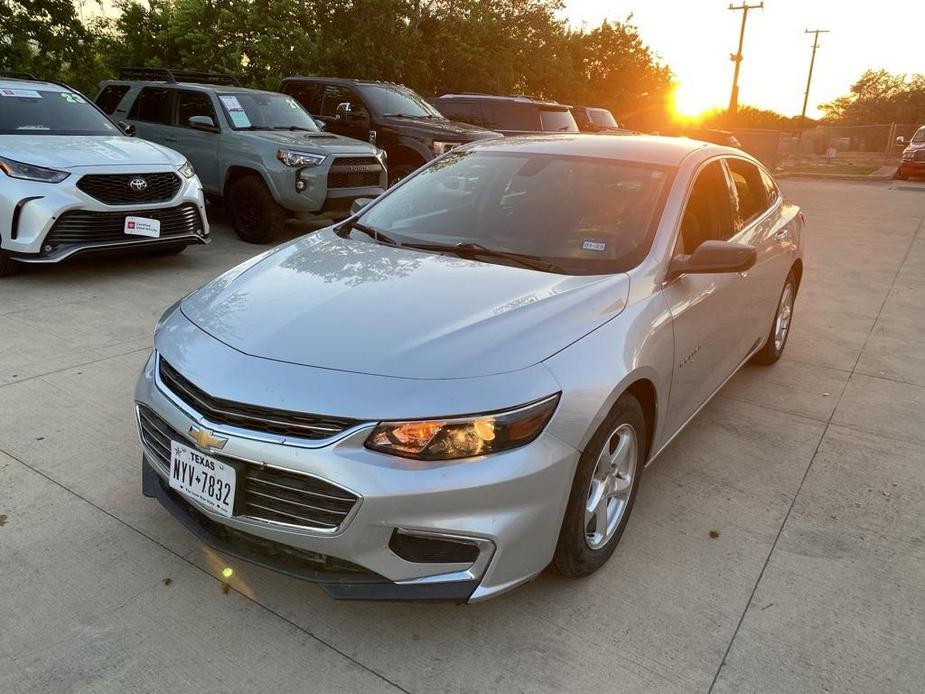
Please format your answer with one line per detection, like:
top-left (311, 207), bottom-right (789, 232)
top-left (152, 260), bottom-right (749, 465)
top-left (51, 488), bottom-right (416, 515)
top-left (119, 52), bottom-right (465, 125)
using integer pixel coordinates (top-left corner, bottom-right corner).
top-left (124, 216), bottom-right (161, 238)
top-left (169, 441), bottom-right (236, 518)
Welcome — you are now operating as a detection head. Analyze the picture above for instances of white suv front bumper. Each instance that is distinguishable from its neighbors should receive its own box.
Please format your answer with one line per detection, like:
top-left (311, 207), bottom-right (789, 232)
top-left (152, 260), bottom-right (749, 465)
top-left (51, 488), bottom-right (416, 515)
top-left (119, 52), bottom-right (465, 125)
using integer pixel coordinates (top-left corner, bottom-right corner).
top-left (1, 164), bottom-right (209, 263)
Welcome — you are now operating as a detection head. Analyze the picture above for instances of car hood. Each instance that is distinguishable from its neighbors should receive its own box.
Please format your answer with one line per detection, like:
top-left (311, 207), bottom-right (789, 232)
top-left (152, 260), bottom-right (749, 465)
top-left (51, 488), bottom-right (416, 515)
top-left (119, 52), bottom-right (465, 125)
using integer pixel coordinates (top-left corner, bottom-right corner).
top-left (379, 116), bottom-right (500, 141)
top-left (240, 130), bottom-right (378, 153)
top-left (180, 229), bottom-right (629, 379)
top-left (0, 135), bottom-right (181, 169)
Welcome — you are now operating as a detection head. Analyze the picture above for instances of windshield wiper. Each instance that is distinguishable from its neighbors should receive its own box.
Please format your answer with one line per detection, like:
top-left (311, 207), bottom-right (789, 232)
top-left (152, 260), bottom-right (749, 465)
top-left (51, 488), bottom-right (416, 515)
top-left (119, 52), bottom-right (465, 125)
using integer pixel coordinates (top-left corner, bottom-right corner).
top-left (402, 241), bottom-right (560, 272)
top-left (339, 220), bottom-right (398, 246)
top-left (269, 125), bottom-right (315, 131)
top-left (383, 113), bottom-right (424, 119)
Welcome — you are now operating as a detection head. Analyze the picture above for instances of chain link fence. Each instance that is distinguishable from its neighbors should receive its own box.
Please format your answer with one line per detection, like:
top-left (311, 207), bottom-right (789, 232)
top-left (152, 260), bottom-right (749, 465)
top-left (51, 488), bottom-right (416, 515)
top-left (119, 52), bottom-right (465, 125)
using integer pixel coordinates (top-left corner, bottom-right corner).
top-left (730, 123), bottom-right (921, 175)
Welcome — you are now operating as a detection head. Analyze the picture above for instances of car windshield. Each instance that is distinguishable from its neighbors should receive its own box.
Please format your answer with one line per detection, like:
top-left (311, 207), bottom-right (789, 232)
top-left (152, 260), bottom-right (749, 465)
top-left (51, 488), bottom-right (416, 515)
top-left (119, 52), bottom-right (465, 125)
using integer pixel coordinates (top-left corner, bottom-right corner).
top-left (912, 128), bottom-right (925, 144)
top-left (357, 150), bottom-right (672, 275)
top-left (539, 108), bottom-right (579, 132)
top-left (218, 92), bottom-right (320, 131)
top-left (358, 84), bottom-right (444, 119)
top-left (590, 109), bottom-right (619, 128)
top-left (0, 88), bottom-right (119, 136)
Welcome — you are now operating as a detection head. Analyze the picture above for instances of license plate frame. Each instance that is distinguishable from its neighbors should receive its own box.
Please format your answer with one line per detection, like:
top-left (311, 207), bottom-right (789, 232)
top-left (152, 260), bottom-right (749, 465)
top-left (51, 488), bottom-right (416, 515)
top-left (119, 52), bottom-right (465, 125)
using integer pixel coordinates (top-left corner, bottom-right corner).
top-left (169, 440), bottom-right (236, 518)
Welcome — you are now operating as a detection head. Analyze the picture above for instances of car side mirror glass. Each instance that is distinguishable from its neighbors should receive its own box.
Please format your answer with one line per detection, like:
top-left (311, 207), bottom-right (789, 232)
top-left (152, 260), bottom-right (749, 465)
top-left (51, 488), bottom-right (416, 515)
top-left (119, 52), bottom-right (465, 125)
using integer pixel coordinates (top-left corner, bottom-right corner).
top-left (188, 115), bottom-right (216, 131)
top-left (668, 240), bottom-right (757, 281)
top-left (314, 117), bottom-right (326, 131)
top-left (118, 120), bottom-right (136, 136)
top-left (896, 136), bottom-right (906, 145)
top-left (350, 197), bottom-right (375, 216)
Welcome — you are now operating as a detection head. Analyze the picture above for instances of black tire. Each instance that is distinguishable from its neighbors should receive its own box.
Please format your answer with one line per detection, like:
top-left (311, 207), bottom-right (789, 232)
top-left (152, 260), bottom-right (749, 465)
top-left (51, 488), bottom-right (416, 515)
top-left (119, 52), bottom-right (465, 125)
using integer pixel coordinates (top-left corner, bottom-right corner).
top-left (228, 176), bottom-right (287, 244)
top-left (894, 170), bottom-right (909, 181)
top-left (0, 251), bottom-right (17, 277)
top-left (751, 270), bottom-right (798, 366)
top-left (552, 393), bottom-right (646, 578)
top-left (388, 164), bottom-right (419, 187)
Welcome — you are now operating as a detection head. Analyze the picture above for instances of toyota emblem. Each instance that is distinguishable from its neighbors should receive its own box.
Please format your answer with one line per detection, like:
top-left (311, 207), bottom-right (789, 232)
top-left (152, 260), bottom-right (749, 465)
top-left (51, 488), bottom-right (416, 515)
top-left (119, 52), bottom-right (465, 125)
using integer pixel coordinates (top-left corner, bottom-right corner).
top-left (129, 177), bottom-right (148, 192)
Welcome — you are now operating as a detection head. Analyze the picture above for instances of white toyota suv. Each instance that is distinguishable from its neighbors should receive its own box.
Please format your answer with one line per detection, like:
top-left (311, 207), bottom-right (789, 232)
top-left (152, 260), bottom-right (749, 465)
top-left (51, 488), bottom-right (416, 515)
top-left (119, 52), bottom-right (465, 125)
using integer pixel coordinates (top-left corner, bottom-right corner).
top-left (0, 76), bottom-right (209, 276)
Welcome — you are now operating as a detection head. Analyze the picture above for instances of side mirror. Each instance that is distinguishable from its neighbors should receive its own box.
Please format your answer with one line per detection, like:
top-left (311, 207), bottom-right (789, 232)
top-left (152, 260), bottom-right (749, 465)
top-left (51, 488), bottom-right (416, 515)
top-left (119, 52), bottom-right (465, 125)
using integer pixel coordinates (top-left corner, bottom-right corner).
top-left (896, 136), bottom-right (906, 145)
top-left (313, 117), bottom-right (326, 131)
top-left (667, 240), bottom-right (757, 281)
top-left (336, 102), bottom-right (369, 128)
top-left (188, 115), bottom-right (217, 131)
top-left (350, 197), bottom-right (375, 215)
top-left (118, 120), bottom-right (136, 136)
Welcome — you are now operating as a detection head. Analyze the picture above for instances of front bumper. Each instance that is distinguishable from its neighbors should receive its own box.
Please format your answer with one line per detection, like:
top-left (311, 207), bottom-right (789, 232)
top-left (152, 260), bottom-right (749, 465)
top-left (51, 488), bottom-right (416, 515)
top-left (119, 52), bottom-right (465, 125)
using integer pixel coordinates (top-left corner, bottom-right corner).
top-left (898, 159), bottom-right (925, 177)
top-left (135, 350), bottom-right (579, 602)
top-left (266, 157), bottom-right (387, 214)
top-left (1, 166), bottom-right (209, 262)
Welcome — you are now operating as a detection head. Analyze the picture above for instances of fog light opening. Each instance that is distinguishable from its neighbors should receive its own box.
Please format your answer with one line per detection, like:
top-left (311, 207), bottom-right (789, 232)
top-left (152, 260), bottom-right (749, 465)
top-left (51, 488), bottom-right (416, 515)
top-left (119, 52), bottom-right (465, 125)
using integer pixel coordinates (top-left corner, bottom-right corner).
top-left (389, 529), bottom-right (481, 564)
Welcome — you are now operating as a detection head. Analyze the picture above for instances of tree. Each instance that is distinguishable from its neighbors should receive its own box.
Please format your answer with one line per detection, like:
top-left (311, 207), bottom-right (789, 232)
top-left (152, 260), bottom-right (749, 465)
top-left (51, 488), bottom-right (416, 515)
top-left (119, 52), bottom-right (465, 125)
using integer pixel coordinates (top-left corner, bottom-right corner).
top-left (820, 69), bottom-right (925, 125)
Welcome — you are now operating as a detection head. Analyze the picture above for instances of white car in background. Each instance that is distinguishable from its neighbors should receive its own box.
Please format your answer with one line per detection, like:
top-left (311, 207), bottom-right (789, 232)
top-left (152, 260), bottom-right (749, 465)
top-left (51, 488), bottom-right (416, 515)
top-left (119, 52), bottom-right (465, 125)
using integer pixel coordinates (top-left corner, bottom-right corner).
top-left (0, 76), bottom-right (209, 276)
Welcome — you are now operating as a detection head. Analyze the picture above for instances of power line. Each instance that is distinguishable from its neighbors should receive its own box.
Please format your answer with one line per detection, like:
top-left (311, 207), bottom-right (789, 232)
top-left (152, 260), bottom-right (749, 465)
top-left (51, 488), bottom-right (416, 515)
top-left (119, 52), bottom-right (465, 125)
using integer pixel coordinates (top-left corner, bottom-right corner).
top-left (727, 2), bottom-right (764, 115)
top-left (800, 28), bottom-right (830, 123)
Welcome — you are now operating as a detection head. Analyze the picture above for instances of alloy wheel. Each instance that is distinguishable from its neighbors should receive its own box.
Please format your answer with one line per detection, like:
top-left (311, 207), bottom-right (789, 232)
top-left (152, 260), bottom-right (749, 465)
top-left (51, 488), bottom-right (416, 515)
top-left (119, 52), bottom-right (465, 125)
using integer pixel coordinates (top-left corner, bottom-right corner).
top-left (584, 423), bottom-right (637, 550)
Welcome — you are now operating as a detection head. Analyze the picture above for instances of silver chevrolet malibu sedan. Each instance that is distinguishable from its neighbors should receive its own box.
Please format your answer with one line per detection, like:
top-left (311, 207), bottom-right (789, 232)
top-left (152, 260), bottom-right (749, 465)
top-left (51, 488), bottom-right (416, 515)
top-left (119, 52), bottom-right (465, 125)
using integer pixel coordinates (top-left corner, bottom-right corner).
top-left (135, 134), bottom-right (804, 602)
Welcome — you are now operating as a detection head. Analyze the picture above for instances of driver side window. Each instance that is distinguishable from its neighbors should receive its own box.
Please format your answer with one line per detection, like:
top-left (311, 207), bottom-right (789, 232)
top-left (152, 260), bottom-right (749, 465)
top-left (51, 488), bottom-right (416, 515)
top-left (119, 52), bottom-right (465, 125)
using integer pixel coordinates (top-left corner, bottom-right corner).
top-left (676, 161), bottom-right (735, 255)
top-left (319, 85), bottom-right (366, 118)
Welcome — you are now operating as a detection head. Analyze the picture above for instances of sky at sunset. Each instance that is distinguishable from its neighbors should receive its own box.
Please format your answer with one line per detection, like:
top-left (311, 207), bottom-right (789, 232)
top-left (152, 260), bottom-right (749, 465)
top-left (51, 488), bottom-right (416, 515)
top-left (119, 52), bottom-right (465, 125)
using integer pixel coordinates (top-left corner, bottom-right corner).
top-left (562, 0), bottom-right (925, 118)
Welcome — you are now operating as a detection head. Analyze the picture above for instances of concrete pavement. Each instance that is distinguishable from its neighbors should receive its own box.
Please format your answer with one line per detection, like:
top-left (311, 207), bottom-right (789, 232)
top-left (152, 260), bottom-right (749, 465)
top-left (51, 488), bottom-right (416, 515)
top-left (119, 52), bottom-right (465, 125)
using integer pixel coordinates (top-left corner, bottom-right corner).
top-left (1, 181), bottom-right (924, 693)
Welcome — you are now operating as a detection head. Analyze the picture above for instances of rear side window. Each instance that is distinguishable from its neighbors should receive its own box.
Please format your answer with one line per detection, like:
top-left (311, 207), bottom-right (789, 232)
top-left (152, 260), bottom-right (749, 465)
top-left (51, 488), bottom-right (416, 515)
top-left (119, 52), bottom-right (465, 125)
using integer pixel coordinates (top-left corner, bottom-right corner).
top-left (726, 158), bottom-right (770, 228)
top-left (539, 108), bottom-right (578, 133)
top-left (128, 87), bottom-right (173, 124)
top-left (283, 82), bottom-right (321, 113)
top-left (435, 101), bottom-right (479, 125)
top-left (759, 168), bottom-right (780, 207)
top-left (177, 90), bottom-right (217, 128)
top-left (96, 85), bottom-right (129, 114)
top-left (484, 104), bottom-right (538, 131)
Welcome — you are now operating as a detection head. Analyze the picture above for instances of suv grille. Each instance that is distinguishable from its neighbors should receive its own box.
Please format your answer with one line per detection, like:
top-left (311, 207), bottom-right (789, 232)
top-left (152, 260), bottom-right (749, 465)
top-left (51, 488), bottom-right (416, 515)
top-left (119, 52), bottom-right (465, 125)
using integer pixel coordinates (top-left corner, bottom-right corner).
top-left (77, 172), bottom-right (181, 204)
top-left (328, 156), bottom-right (382, 189)
top-left (138, 405), bottom-right (359, 531)
top-left (158, 358), bottom-right (359, 440)
top-left (44, 204), bottom-right (203, 249)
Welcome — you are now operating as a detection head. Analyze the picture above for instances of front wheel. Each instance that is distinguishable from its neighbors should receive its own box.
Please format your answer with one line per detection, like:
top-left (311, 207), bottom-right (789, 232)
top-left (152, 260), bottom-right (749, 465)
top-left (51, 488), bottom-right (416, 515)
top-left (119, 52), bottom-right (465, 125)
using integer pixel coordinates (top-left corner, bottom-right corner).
top-left (552, 393), bottom-right (646, 578)
top-left (751, 270), bottom-right (797, 365)
top-left (228, 176), bottom-right (287, 244)
top-left (894, 169), bottom-right (910, 181)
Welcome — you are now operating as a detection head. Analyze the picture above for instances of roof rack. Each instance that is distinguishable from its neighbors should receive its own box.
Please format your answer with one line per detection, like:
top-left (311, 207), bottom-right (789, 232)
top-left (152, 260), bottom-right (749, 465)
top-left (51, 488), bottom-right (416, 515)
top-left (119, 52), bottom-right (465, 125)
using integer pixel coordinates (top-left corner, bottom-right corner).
top-left (436, 92), bottom-right (557, 103)
top-left (1, 71), bottom-right (40, 81)
top-left (118, 67), bottom-right (243, 87)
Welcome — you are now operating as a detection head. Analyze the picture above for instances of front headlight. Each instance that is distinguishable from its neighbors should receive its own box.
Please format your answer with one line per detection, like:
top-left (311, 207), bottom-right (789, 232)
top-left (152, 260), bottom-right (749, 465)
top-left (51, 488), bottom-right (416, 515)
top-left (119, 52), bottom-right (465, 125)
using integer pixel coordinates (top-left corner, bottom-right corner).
top-left (277, 149), bottom-right (326, 167)
top-left (0, 155), bottom-right (69, 183)
top-left (178, 160), bottom-right (196, 178)
top-left (365, 394), bottom-right (560, 461)
top-left (431, 141), bottom-right (461, 156)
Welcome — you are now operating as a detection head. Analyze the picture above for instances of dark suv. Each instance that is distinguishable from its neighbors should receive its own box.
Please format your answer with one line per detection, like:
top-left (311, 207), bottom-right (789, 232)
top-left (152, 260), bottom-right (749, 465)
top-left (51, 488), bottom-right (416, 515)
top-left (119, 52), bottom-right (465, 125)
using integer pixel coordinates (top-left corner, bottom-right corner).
top-left (427, 94), bottom-right (578, 136)
top-left (279, 78), bottom-right (499, 185)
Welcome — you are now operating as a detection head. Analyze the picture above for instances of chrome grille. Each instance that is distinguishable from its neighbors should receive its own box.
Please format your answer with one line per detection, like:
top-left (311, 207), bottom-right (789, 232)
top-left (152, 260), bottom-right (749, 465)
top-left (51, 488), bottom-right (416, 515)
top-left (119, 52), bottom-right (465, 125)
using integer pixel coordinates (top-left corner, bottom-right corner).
top-left (77, 172), bottom-right (181, 204)
top-left (44, 204), bottom-right (203, 249)
top-left (137, 405), bottom-right (359, 531)
top-left (158, 358), bottom-right (359, 440)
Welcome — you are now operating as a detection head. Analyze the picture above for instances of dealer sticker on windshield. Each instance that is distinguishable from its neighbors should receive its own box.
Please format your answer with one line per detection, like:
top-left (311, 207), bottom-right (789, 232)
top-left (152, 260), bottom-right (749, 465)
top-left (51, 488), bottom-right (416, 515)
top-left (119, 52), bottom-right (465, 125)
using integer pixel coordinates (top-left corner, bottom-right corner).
top-left (0, 88), bottom-right (41, 98)
top-left (582, 240), bottom-right (607, 252)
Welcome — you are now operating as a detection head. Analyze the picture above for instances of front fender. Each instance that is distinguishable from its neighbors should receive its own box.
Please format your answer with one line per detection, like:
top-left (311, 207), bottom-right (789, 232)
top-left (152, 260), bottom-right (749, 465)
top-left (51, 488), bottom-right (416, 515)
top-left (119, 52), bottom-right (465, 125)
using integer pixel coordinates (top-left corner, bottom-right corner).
top-left (542, 293), bottom-right (675, 458)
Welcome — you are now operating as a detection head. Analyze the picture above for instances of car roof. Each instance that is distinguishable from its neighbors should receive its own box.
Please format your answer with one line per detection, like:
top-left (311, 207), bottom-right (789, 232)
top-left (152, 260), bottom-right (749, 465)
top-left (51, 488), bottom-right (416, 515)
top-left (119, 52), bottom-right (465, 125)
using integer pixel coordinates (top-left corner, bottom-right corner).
top-left (281, 76), bottom-right (411, 89)
top-left (100, 80), bottom-right (275, 96)
top-left (0, 78), bottom-right (71, 93)
top-left (463, 133), bottom-right (739, 167)
top-left (432, 93), bottom-right (566, 108)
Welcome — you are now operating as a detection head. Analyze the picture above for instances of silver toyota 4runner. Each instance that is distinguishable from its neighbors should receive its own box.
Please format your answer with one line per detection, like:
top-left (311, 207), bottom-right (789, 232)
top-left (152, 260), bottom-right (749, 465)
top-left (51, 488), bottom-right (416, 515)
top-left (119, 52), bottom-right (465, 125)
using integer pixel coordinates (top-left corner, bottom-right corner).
top-left (97, 69), bottom-right (387, 244)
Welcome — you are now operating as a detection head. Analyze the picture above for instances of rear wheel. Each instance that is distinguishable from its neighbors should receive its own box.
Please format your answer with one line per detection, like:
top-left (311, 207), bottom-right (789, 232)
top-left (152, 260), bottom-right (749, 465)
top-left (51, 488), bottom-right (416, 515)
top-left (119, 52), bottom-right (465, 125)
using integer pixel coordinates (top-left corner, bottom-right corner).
top-left (751, 270), bottom-right (797, 365)
top-left (228, 176), bottom-right (287, 244)
top-left (552, 393), bottom-right (646, 578)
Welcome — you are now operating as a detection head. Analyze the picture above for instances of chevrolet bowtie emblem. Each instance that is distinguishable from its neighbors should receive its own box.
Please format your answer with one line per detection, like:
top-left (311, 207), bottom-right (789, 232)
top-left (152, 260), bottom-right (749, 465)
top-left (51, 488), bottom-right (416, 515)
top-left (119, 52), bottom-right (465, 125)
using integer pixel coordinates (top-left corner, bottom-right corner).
top-left (188, 426), bottom-right (227, 450)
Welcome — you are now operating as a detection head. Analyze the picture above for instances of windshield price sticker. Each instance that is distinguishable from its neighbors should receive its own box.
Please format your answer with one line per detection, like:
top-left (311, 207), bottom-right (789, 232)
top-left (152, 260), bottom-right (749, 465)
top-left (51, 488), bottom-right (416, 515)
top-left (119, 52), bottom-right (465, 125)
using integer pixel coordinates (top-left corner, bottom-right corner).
top-left (220, 95), bottom-right (244, 111)
top-left (229, 111), bottom-right (251, 128)
top-left (59, 92), bottom-right (85, 104)
top-left (0, 88), bottom-right (42, 98)
top-left (582, 240), bottom-right (607, 252)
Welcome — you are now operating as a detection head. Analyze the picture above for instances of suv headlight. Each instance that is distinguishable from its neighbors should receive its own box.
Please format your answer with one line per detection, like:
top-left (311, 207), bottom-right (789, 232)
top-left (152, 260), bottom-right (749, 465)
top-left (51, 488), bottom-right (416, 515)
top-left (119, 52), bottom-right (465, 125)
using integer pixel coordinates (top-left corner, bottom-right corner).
top-left (0, 156), bottom-right (69, 183)
top-left (365, 394), bottom-right (560, 461)
top-left (177, 160), bottom-right (196, 178)
top-left (431, 141), bottom-right (461, 156)
top-left (277, 149), bottom-right (326, 167)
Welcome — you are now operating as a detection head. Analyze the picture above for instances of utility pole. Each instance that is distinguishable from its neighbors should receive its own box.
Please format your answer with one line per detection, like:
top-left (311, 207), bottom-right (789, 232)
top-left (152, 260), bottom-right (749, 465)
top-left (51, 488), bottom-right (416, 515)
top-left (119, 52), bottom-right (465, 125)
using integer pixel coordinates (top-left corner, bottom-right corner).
top-left (727, 2), bottom-right (764, 116)
top-left (800, 29), bottom-right (829, 124)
